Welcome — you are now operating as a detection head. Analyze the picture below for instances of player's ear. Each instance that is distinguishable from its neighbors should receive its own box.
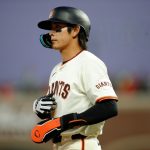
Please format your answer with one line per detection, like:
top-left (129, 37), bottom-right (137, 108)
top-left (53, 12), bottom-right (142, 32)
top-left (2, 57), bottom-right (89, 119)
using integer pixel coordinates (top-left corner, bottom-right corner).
top-left (72, 25), bottom-right (80, 39)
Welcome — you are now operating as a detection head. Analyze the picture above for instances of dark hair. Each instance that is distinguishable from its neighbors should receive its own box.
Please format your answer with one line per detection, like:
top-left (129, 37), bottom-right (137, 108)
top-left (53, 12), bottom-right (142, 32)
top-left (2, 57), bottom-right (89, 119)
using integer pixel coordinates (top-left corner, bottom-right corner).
top-left (78, 28), bottom-right (87, 50)
top-left (67, 25), bottom-right (87, 50)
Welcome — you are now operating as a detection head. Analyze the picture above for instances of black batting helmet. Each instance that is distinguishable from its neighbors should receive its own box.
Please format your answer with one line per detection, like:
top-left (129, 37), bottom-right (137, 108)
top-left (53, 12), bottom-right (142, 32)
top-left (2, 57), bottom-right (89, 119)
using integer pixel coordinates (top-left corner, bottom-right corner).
top-left (38, 6), bottom-right (91, 41)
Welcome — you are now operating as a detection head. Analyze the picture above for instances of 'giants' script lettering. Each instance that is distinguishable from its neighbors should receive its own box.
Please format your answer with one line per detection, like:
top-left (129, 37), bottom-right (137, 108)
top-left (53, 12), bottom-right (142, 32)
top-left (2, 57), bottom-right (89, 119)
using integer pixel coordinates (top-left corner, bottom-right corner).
top-left (49, 81), bottom-right (70, 99)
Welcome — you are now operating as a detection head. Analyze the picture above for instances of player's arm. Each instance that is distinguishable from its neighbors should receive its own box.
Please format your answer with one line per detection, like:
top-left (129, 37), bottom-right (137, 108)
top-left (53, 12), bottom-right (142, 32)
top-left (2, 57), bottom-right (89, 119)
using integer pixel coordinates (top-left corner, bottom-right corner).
top-left (60, 99), bottom-right (118, 130)
top-left (77, 99), bottom-right (118, 125)
top-left (31, 99), bottom-right (118, 143)
top-left (61, 99), bottom-right (118, 127)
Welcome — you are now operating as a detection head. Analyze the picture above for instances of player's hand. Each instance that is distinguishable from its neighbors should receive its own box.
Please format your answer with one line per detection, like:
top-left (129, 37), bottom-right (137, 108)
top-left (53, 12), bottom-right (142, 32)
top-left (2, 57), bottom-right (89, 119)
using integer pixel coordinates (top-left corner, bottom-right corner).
top-left (31, 113), bottom-right (87, 143)
top-left (31, 118), bottom-right (61, 143)
top-left (33, 93), bottom-right (57, 119)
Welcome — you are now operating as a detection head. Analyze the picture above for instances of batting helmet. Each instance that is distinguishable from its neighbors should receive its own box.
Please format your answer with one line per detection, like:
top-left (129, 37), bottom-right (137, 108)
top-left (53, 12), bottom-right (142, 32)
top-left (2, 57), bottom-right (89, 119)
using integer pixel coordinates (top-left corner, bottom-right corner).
top-left (38, 6), bottom-right (91, 41)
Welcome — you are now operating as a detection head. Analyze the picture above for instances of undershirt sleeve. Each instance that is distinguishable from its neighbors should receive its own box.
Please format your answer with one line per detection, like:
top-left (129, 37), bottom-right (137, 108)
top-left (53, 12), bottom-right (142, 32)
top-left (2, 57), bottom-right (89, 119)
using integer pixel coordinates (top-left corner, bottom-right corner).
top-left (77, 99), bottom-right (118, 125)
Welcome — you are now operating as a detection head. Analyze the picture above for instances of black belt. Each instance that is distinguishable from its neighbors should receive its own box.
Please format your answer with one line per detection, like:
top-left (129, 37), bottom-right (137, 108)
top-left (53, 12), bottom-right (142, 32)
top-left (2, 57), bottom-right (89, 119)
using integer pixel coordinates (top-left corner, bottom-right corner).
top-left (53, 134), bottom-right (87, 143)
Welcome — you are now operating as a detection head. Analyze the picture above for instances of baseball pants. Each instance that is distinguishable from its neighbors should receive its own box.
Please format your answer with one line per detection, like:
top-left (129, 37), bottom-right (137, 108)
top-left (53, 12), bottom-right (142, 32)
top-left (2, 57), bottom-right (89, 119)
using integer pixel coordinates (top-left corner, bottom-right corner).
top-left (53, 136), bottom-right (101, 150)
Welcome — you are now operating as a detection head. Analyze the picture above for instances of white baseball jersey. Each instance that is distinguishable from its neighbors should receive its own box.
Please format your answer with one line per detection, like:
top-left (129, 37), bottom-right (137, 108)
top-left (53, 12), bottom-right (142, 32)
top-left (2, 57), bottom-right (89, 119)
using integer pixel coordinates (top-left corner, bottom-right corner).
top-left (48, 51), bottom-right (118, 137)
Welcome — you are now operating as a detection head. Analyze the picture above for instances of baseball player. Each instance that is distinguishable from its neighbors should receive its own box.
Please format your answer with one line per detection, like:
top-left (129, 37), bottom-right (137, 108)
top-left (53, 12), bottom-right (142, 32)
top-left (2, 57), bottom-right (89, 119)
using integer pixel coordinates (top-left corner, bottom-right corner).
top-left (31, 6), bottom-right (118, 150)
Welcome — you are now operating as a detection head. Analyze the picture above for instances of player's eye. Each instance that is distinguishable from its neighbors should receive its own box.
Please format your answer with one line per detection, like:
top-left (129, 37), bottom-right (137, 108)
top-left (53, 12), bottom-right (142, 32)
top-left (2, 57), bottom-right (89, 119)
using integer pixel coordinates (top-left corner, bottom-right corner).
top-left (51, 25), bottom-right (67, 32)
top-left (56, 26), bottom-right (67, 32)
top-left (55, 28), bottom-right (63, 32)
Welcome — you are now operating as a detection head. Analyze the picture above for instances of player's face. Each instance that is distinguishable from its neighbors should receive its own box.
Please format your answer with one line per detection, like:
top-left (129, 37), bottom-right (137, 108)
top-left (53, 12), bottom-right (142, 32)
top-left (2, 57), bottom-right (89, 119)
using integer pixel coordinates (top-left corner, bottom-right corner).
top-left (49, 23), bottom-right (73, 51)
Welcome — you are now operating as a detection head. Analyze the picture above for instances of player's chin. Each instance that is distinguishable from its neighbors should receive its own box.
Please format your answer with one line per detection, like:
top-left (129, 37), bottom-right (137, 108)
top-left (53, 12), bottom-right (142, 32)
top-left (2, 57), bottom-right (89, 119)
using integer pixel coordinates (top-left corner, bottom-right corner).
top-left (53, 46), bottom-right (64, 52)
top-left (52, 43), bottom-right (60, 50)
top-left (53, 47), bottom-right (61, 51)
top-left (51, 45), bottom-right (57, 50)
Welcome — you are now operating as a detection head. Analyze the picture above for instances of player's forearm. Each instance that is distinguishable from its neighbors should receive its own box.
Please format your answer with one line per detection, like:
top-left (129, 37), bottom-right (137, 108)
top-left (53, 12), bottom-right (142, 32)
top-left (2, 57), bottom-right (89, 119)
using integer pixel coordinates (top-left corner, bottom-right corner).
top-left (77, 100), bottom-right (118, 125)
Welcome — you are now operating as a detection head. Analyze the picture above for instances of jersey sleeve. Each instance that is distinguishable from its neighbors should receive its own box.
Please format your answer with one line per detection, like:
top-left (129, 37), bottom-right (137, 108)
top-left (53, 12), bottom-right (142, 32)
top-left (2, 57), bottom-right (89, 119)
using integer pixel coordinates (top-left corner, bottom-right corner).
top-left (81, 58), bottom-right (118, 104)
